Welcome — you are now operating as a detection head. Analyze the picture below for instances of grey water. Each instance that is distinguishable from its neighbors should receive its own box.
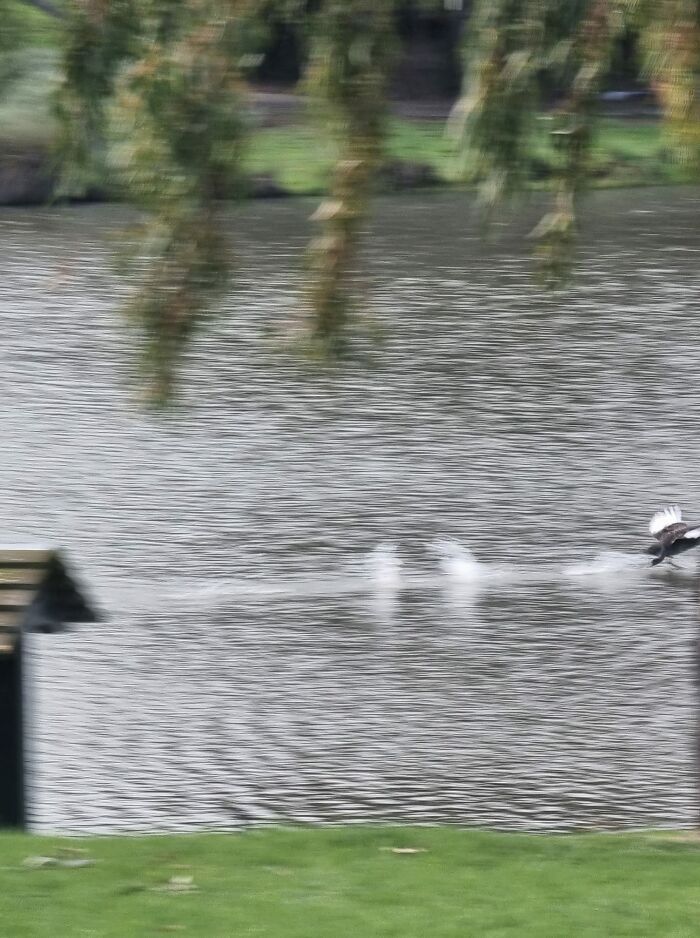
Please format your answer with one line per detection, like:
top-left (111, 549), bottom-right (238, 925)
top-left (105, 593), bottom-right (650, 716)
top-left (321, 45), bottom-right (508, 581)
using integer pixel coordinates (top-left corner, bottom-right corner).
top-left (1, 188), bottom-right (700, 832)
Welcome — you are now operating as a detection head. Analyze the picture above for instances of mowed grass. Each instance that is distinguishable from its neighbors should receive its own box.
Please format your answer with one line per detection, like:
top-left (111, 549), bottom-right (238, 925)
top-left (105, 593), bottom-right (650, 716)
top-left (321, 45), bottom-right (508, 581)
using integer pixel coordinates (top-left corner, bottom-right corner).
top-left (2, 827), bottom-right (700, 937)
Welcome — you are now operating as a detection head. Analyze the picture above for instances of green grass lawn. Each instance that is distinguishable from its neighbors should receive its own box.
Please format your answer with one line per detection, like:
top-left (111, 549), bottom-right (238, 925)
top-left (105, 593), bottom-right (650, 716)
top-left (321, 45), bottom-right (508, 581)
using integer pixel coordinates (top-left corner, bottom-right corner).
top-left (244, 115), bottom-right (682, 194)
top-left (6, 0), bottom-right (62, 47)
top-left (0, 48), bottom-right (61, 148)
top-left (243, 118), bottom-right (459, 194)
top-left (0, 6), bottom-right (62, 148)
top-left (2, 827), bottom-right (700, 937)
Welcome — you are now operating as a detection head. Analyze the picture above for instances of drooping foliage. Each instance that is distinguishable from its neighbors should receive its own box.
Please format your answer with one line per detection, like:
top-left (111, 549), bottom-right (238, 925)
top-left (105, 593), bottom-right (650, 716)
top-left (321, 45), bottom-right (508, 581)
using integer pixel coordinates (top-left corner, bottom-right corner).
top-left (533, 0), bottom-right (625, 281)
top-left (453, 0), bottom-right (698, 282)
top-left (3, 0), bottom-right (698, 401)
top-left (449, 0), bottom-right (549, 204)
top-left (112, 2), bottom-right (248, 406)
top-left (53, 0), bottom-right (393, 388)
top-left (302, 0), bottom-right (394, 355)
top-left (641, 0), bottom-right (700, 172)
top-left (55, 0), bottom-right (139, 189)
top-left (57, 1), bottom-right (249, 405)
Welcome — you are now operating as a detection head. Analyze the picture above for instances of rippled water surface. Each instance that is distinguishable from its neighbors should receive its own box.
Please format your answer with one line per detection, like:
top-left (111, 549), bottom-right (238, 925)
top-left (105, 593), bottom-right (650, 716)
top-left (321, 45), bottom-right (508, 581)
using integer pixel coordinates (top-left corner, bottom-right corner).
top-left (2, 188), bottom-right (700, 832)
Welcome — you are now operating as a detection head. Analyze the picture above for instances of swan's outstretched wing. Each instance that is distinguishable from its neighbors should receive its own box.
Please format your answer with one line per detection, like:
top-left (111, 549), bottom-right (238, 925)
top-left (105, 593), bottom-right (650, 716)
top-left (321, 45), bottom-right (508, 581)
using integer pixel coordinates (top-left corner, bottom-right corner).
top-left (647, 506), bottom-right (700, 565)
top-left (649, 505), bottom-right (683, 538)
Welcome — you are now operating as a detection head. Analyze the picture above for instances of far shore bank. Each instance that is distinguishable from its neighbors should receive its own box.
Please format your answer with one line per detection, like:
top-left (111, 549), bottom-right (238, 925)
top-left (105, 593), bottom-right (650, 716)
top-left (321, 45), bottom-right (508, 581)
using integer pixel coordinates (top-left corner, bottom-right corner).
top-left (0, 111), bottom-right (686, 209)
top-left (0, 55), bottom-right (687, 208)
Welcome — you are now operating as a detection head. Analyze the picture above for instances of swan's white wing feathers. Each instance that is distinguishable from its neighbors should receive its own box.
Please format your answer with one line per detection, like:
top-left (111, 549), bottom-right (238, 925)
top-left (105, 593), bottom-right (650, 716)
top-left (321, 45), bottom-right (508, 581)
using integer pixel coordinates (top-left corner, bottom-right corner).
top-left (682, 527), bottom-right (700, 540)
top-left (649, 505), bottom-right (683, 536)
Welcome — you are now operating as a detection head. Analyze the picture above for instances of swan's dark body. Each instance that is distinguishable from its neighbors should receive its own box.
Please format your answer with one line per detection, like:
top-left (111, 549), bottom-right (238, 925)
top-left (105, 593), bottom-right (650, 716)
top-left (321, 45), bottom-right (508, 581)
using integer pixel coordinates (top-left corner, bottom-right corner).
top-left (647, 506), bottom-right (700, 566)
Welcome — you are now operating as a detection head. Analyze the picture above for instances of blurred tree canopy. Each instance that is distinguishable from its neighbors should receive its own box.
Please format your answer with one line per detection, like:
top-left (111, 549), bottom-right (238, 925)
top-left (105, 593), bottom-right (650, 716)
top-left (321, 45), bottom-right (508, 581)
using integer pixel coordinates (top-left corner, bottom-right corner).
top-left (452, 0), bottom-right (699, 280)
top-left (1, 0), bottom-right (698, 403)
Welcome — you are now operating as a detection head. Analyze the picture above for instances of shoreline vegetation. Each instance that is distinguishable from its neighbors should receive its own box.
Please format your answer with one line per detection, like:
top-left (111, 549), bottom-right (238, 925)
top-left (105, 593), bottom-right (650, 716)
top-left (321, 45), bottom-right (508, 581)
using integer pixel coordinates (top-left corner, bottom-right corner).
top-left (0, 49), bottom-right (689, 208)
top-left (2, 826), bottom-right (700, 936)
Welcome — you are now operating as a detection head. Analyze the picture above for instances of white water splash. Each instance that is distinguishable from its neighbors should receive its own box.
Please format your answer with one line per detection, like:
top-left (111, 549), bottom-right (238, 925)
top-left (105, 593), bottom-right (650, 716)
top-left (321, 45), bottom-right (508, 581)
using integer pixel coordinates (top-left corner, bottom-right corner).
top-left (562, 550), bottom-right (648, 578)
top-left (430, 538), bottom-right (483, 581)
top-left (366, 543), bottom-right (402, 591)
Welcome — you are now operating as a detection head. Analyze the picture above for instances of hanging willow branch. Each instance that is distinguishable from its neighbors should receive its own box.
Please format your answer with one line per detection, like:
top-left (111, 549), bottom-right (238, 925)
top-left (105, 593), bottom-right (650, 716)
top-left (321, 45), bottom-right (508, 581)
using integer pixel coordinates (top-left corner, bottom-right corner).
top-left (452, 0), bottom-right (625, 283)
top-left (301, 0), bottom-right (394, 357)
top-left (51, 0), bottom-right (697, 398)
top-left (533, 0), bottom-right (623, 282)
top-left (642, 0), bottom-right (700, 172)
top-left (113, 1), bottom-right (248, 407)
top-left (454, 0), bottom-right (698, 284)
top-left (55, 0), bottom-right (139, 190)
top-left (449, 0), bottom-right (548, 205)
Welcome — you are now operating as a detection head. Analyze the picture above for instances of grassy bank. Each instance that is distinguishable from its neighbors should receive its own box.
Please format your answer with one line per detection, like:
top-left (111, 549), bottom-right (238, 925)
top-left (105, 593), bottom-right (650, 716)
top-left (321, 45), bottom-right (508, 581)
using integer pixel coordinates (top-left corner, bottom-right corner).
top-left (245, 115), bottom-right (684, 195)
top-left (6, 0), bottom-right (61, 47)
top-left (2, 826), bottom-right (700, 936)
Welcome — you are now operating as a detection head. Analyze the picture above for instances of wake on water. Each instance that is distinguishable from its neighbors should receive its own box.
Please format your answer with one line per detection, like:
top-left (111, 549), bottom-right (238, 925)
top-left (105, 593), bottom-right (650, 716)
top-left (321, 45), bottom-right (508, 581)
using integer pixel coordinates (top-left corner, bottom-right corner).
top-left (97, 538), bottom-right (697, 614)
top-left (562, 551), bottom-right (650, 577)
top-left (365, 542), bottom-right (402, 591)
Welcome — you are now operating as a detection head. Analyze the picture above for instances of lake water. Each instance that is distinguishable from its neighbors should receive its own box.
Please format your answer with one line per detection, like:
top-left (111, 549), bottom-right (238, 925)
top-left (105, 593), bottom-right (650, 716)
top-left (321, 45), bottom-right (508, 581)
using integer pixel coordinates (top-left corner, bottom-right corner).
top-left (2, 188), bottom-right (700, 832)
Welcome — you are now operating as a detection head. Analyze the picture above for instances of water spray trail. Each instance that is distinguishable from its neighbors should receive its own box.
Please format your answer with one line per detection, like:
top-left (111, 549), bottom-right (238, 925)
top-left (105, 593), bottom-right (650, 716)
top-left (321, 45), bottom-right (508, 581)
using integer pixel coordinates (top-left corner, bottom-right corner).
top-left (562, 551), bottom-right (649, 578)
top-left (366, 543), bottom-right (402, 592)
top-left (430, 538), bottom-right (482, 581)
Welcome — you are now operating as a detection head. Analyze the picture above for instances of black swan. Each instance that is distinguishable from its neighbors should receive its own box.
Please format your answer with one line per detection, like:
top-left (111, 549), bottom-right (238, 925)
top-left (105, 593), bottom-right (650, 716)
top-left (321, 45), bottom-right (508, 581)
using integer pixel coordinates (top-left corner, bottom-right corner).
top-left (647, 506), bottom-right (700, 566)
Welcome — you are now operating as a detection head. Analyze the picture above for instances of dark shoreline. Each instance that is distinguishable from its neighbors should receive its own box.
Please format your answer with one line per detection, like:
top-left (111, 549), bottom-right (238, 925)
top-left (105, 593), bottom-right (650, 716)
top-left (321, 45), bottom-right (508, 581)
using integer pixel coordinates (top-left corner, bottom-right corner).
top-left (0, 148), bottom-right (447, 207)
